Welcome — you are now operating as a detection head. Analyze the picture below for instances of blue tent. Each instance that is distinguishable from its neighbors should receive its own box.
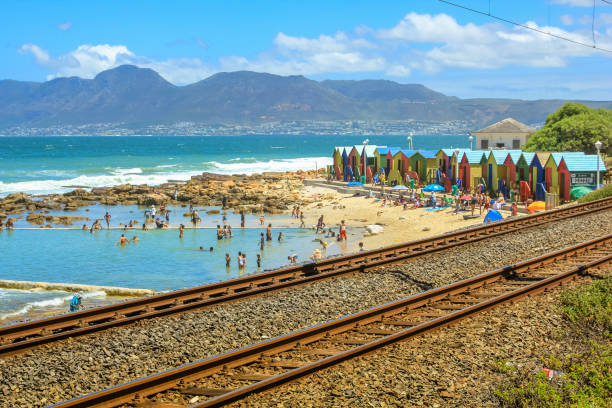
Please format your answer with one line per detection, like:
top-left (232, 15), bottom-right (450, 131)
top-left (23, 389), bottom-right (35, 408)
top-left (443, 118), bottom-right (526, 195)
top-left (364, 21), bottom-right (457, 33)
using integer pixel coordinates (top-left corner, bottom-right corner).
top-left (422, 184), bottom-right (444, 192)
top-left (483, 210), bottom-right (503, 223)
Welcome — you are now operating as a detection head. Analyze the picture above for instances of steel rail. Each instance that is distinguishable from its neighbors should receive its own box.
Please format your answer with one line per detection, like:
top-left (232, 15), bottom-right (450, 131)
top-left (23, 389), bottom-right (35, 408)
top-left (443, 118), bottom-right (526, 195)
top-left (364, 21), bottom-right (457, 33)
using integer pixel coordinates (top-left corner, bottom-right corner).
top-left (48, 234), bottom-right (612, 408)
top-left (2, 196), bottom-right (611, 356)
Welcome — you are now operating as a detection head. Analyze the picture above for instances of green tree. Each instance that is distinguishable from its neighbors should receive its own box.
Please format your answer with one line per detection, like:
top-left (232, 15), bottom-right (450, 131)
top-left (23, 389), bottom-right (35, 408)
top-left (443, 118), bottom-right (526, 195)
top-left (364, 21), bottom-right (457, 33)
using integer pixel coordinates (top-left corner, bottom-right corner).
top-left (523, 103), bottom-right (612, 154)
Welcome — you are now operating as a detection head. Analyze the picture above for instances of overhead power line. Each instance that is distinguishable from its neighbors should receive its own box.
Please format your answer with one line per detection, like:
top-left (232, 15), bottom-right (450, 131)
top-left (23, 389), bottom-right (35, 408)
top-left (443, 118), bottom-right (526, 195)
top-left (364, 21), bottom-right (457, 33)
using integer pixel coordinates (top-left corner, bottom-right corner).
top-left (438, 0), bottom-right (612, 54)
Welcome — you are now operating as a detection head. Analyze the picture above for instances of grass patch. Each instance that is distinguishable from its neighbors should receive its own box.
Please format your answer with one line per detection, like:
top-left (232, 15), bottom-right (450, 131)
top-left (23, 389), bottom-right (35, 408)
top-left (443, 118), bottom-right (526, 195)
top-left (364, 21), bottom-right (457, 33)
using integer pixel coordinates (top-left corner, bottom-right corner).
top-left (577, 183), bottom-right (612, 203)
top-left (493, 278), bottom-right (612, 407)
top-left (560, 277), bottom-right (612, 336)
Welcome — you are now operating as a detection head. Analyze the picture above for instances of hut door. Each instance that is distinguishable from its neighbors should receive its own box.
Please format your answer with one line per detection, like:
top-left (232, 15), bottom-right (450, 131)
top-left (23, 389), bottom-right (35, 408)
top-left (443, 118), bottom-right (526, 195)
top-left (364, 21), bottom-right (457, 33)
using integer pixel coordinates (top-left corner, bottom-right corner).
top-left (488, 164), bottom-right (493, 189)
top-left (519, 168), bottom-right (524, 182)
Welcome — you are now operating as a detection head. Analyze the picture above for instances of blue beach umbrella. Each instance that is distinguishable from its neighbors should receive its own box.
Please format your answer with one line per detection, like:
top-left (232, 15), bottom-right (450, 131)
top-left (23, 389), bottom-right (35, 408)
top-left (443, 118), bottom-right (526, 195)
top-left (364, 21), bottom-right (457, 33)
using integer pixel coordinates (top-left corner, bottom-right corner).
top-left (346, 181), bottom-right (364, 186)
top-left (391, 185), bottom-right (409, 191)
top-left (483, 210), bottom-right (503, 223)
top-left (422, 184), bottom-right (444, 192)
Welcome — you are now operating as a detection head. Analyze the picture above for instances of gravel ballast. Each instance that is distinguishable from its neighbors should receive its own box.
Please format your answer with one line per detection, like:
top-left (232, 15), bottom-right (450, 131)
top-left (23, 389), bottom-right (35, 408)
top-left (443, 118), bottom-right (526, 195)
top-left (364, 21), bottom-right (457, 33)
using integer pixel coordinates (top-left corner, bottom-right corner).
top-left (0, 211), bottom-right (610, 407)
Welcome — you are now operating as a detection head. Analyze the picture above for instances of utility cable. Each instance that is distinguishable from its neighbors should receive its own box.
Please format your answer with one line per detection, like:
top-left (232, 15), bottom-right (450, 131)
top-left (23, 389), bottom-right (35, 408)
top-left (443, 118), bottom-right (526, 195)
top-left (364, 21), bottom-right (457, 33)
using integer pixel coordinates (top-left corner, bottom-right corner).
top-left (438, 0), bottom-right (612, 54)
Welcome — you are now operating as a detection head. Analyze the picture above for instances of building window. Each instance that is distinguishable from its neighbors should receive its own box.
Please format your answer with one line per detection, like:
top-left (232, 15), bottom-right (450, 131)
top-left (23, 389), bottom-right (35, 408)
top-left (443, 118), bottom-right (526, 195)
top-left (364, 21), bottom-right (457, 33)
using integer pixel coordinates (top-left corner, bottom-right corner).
top-left (496, 142), bottom-right (505, 148)
top-left (512, 139), bottom-right (520, 149)
top-left (481, 140), bottom-right (489, 149)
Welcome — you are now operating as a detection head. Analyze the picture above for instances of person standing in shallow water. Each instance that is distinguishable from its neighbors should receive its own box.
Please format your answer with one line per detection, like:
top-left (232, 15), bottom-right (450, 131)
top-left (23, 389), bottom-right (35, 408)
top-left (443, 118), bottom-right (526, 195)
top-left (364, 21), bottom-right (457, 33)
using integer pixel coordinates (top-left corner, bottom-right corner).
top-left (225, 253), bottom-right (231, 267)
top-left (104, 212), bottom-right (111, 229)
top-left (240, 211), bottom-right (245, 228)
top-left (260, 233), bottom-right (265, 251)
top-left (179, 224), bottom-right (184, 239)
top-left (266, 223), bottom-right (272, 241)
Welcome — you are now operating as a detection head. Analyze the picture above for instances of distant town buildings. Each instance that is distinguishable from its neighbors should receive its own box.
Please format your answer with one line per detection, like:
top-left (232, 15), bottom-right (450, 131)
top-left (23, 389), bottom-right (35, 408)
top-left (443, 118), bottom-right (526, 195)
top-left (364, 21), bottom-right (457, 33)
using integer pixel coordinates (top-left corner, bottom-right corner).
top-left (1, 119), bottom-right (482, 137)
top-left (470, 118), bottom-right (536, 150)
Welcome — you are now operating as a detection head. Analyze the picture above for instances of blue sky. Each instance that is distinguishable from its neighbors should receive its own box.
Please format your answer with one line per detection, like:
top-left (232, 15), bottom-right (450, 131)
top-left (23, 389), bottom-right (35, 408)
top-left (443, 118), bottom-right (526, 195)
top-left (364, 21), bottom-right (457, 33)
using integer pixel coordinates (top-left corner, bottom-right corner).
top-left (2, 0), bottom-right (612, 99)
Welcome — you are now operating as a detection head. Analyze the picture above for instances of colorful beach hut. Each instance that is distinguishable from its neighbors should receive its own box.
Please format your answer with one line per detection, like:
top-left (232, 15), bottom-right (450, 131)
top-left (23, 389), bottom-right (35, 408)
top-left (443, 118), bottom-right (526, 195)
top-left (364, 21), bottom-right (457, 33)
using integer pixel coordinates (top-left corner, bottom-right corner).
top-left (361, 145), bottom-right (382, 182)
top-left (332, 147), bottom-right (344, 180)
top-left (516, 152), bottom-right (535, 184)
top-left (341, 146), bottom-right (353, 181)
top-left (348, 145), bottom-right (362, 180)
top-left (503, 151), bottom-right (523, 189)
top-left (544, 152), bottom-right (585, 195)
top-left (459, 151), bottom-right (486, 190)
top-left (558, 154), bottom-right (606, 201)
top-left (385, 147), bottom-right (402, 185)
top-left (449, 149), bottom-right (469, 181)
top-left (374, 147), bottom-right (390, 176)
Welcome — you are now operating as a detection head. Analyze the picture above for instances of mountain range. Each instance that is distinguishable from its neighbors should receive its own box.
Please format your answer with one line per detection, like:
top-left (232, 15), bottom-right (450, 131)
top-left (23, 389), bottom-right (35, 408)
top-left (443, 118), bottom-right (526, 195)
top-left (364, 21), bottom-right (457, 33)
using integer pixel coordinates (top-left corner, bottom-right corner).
top-left (1, 65), bottom-right (611, 129)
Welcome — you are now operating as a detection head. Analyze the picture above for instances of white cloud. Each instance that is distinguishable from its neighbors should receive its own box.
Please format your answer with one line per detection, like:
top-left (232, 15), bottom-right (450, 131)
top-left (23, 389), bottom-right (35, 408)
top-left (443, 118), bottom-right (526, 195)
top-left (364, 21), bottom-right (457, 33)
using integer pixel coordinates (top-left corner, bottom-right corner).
top-left (58, 21), bottom-right (72, 31)
top-left (19, 43), bottom-right (213, 84)
top-left (560, 14), bottom-right (574, 25)
top-left (19, 11), bottom-right (612, 86)
top-left (600, 13), bottom-right (612, 25)
top-left (551, 0), bottom-right (593, 6)
top-left (376, 12), bottom-right (611, 71)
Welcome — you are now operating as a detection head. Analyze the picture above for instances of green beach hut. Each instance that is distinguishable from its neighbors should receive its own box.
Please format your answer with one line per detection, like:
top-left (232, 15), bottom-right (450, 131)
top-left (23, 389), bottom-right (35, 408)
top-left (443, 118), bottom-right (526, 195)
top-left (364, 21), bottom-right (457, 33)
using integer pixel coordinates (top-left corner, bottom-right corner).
top-left (516, 152), bottom-right (535, 183)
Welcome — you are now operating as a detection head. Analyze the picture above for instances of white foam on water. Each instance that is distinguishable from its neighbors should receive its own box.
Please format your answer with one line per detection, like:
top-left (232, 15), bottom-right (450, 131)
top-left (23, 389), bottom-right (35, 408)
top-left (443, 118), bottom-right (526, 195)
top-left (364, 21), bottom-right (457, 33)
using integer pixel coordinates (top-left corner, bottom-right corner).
top-left (0, 157), bottom-right (332, 195)
top-left (0, 290), bottom-right (107, 320)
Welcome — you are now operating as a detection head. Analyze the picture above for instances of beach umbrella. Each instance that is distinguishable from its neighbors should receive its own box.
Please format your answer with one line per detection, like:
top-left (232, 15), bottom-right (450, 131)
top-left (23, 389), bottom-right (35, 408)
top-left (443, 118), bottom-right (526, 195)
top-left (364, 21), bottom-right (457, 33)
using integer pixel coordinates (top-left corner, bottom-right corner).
top-left (346, 181), bottom-right (363, 186)
top-left (460, 194), bottom-right (472, 200)
top-left (528, 201), bottom-right (546, 212)
top-left (391, 185), bottom-right (409, 191)
top-left (483, 210), bottom-right (503, 223)
top-left (422, 184), bottom-right (444, 192)
top-left (570, 186), bottom-right (592, 200)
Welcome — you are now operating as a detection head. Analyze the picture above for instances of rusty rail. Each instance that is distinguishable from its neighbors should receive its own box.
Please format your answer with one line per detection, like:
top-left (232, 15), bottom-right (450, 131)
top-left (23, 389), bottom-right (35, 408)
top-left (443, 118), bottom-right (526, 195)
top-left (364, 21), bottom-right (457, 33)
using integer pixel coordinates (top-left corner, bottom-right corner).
top-left (49, 234), bottom-right (612, 408)
top-left (2, 196), bottom-right (611, 356)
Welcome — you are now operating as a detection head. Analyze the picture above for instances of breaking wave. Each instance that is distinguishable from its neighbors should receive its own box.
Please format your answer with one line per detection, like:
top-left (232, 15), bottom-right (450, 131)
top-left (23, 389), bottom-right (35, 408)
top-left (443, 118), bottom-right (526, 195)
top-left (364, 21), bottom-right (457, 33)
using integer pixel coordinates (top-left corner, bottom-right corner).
top-left (0, 157), bottom-right (332, 196)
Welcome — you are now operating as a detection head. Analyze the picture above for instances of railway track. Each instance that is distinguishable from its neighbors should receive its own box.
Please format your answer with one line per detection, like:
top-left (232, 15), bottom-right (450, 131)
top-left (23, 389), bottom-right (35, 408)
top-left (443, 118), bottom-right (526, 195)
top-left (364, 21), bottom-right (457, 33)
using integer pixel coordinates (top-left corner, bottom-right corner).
top-left (1, 197), bottom-right (611, 357)
top-left (49, 234), bottom-right (612, 408)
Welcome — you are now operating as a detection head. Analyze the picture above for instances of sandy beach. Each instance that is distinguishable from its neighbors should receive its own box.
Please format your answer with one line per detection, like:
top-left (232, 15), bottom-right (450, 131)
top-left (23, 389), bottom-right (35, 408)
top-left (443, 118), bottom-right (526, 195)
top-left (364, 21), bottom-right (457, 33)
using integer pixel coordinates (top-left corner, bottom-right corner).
top-left (279, 183), bottom-right (514, 251)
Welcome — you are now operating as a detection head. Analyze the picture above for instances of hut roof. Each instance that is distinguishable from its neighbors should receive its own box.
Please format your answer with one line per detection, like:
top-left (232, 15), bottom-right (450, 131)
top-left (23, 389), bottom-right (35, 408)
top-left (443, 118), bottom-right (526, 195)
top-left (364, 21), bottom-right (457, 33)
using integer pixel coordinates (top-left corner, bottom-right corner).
top-left (419, 150), bottom-right (438, 159)
top-left (472, 118), bottom-right (536, 134)
top-left (462, 151), bottom-right (486, 164)
top-left (506, 151), bottom-right (523, 164)
top-left (397, 149), bottom-right (417, 157)
top-left (362, 145), bottom-right (383, 156)
top-left (341, 146), bottom-right (353, 155)
top-left (519, 152), bottom-right (536, 164)
top-left (562, 155), bottom-right (606, 172)
top-left (443, 148), bottom-right (469, 157)
top-left (535, 152), bottom-right (551, 165)
top-left (387, 147), bottom-right (402, 156)
top-left (490, 149), bottom-right (522, 163)
top-left (548, 152), bottom-right (585, 166)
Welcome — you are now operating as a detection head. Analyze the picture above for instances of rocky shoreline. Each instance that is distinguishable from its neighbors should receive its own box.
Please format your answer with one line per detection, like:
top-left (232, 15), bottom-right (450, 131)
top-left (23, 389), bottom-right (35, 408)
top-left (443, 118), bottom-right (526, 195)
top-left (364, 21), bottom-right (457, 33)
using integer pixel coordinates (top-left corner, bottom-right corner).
top-left (0, 210), bottom-right (609, 407)
top-left (0, 170), bottom-right (322, 227)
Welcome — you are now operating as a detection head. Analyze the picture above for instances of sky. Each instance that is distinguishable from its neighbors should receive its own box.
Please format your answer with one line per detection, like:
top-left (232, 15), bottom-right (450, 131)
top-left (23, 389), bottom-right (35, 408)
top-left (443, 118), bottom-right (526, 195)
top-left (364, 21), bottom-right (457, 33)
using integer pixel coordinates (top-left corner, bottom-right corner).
top-left (2, 0), bottom-right (612, 100)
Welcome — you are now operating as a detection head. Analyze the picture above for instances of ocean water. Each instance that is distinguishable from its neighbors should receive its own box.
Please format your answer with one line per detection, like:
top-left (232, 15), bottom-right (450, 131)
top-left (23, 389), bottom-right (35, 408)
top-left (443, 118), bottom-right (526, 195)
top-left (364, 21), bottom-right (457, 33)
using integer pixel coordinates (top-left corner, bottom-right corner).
top-left (0, 134), bottom-right (468, 321)
top-left (0, 135), bottom-right (469, 196)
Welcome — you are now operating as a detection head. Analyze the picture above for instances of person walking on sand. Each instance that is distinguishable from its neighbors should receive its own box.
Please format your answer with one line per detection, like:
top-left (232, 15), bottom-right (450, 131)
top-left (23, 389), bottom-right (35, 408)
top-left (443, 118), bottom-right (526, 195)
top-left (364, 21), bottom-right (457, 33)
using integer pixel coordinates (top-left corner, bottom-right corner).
top-left (266, 223), bottom-right (272, 241)
top-left (179, 224), bottom-right (184, 239)
top-left (511, 202), bottom-right (518, 217)
top-left (69, 292), bottom-right (85, 312)
top-left (104, 212), bottom-right (111, 229)
top-left (116, 234), bottom-right (129, 246)
top-left (339, 220), bottom-right (347, 241)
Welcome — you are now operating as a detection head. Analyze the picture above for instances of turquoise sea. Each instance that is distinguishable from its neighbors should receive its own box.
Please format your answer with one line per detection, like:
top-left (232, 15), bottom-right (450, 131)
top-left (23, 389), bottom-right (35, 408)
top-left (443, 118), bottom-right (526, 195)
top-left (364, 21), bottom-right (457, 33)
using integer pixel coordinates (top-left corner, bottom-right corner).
top-left (0, 134), bottom-right (469, 321)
